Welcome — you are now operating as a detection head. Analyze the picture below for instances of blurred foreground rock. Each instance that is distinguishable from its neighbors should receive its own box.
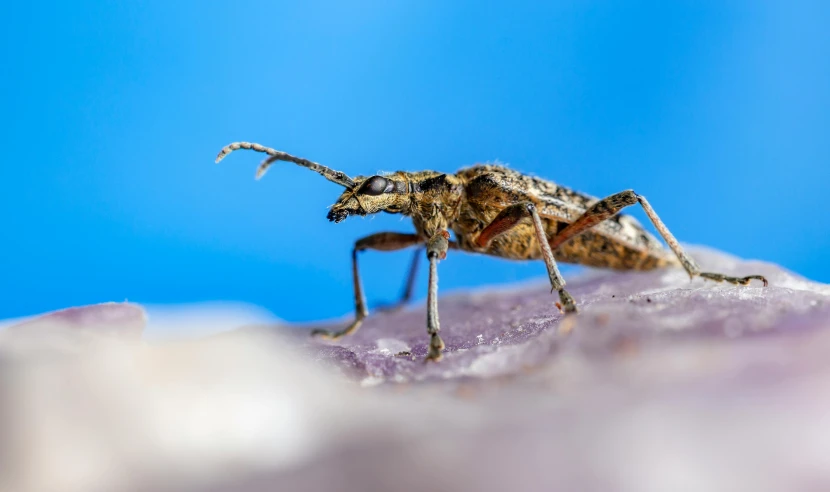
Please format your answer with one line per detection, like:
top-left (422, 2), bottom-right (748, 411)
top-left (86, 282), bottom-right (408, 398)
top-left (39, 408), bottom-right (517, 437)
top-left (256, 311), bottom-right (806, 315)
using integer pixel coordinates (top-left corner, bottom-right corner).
top-left (2, 248), bottom-right (830, 492)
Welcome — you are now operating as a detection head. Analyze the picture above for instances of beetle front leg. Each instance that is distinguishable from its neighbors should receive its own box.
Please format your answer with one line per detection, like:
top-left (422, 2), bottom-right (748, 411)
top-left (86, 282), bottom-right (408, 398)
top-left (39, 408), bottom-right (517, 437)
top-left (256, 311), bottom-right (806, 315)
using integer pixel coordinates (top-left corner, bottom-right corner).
top-left (425, 230), bottom-right (450, 362)
top-left (311, 232), bottom-right (422, 340)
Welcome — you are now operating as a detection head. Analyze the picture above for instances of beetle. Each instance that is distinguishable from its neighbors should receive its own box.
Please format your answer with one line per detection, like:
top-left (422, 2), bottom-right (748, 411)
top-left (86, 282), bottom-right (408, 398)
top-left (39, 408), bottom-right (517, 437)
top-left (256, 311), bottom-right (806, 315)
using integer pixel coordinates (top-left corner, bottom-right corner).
top-left (216, 142), bottom-right (768, 362)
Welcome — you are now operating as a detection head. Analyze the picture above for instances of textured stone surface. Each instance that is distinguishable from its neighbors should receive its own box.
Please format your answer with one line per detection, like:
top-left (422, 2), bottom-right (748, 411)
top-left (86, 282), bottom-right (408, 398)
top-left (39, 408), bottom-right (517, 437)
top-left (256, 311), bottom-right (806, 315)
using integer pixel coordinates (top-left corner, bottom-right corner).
top-left (2, 248), bottom-right (830, 492)
top-left (298, 247), bottom-right (829, 386)
top-left (4, 302), bottom-right (146, 340)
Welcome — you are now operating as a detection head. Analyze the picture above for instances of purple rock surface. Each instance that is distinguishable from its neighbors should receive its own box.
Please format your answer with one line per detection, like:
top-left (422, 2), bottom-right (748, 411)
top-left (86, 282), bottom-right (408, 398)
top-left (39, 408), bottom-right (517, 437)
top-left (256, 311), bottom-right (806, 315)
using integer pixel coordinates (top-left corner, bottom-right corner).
top-left (5, 302), bottom-right (146, 339)
top-left (298, 247), bottom-right (829, 386)
top-left (2, 248), bottom-right (830, 492)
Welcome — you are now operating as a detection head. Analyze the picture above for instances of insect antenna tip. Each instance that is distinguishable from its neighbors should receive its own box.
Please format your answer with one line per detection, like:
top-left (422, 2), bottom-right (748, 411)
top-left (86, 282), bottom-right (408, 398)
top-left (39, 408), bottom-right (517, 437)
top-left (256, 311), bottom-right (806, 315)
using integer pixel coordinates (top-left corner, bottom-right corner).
top-left (214, 144), bottom-right (236, 164)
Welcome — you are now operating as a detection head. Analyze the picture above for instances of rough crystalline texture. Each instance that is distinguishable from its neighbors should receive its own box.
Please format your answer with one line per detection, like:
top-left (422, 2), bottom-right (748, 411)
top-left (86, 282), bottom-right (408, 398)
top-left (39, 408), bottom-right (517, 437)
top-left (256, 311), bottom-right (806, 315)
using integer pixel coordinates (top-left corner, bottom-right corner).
top-left (299, 247), bottom-right (829, 384)
top-left (2, 248), bottom-right (830, 492)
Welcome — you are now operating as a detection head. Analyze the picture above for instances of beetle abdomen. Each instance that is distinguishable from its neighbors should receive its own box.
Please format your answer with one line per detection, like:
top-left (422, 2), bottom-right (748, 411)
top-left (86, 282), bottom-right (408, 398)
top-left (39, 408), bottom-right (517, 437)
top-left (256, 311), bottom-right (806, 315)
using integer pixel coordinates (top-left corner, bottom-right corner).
top-left (452, 165), bottom-right (676, 270)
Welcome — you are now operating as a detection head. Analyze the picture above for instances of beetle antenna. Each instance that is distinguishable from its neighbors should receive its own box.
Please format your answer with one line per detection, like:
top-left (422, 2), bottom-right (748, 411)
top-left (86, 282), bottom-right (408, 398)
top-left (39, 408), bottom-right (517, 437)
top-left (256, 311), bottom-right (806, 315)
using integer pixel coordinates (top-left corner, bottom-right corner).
top-left (215, 142), bottom-right (356, 189)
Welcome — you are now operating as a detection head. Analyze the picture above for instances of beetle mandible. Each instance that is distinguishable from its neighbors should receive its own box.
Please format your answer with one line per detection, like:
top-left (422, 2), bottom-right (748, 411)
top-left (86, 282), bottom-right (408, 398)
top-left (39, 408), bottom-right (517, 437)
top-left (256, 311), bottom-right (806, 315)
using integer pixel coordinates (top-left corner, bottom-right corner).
top-left (216, 142), bottom-right (767, 362)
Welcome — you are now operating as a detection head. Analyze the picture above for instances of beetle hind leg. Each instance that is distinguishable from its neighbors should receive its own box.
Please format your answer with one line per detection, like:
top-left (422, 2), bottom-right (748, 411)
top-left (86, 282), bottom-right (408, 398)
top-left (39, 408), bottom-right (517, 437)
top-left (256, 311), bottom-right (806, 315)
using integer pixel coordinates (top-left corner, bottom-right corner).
top-left (699, 272), bottom-right (768, 287)
top-left (550, 189), bottom-right (768, 288)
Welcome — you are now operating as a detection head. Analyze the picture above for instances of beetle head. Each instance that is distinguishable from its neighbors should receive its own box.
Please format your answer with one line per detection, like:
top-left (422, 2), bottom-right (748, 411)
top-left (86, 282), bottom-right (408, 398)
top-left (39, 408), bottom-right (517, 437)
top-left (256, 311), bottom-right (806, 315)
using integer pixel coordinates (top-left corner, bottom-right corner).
top-left (327, 174), bottom-right (412, 223)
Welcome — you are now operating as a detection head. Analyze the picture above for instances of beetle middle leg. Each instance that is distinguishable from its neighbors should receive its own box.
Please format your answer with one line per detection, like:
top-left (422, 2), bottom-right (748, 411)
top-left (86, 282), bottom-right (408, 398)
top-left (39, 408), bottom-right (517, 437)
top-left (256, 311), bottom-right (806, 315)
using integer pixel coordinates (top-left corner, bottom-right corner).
top-left (311, 232), bottom-right (422, 340)
top-left (477, 203), bottom-right (578, 313)
top-left (550, 190), bottom-right (768, 286)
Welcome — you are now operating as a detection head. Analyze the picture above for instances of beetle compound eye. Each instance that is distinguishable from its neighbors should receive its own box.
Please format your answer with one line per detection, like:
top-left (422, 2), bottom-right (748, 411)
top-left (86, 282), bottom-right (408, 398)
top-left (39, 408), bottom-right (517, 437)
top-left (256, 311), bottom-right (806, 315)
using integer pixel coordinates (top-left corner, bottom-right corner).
top-left (360, 176), bottom-right (389, 196)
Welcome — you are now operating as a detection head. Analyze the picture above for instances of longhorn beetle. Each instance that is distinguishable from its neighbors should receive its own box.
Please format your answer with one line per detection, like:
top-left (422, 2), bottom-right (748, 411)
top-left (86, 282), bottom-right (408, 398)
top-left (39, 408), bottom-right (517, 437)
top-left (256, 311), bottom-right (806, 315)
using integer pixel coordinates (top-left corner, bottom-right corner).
top-left (216, 142), bottom-right (768, 362)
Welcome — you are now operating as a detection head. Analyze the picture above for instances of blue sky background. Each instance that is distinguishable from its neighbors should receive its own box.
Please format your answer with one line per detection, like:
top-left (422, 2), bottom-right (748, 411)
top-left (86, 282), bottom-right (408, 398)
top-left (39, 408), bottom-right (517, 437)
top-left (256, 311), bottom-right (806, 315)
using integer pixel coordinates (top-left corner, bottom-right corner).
top-left (1, 1), bottom-right (828, 322)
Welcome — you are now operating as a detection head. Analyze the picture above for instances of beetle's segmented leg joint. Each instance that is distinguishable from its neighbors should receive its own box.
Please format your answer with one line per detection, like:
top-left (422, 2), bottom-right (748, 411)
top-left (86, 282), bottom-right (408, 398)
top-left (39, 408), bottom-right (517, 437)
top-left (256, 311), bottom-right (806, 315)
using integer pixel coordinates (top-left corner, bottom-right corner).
top-left (427, 231), bottom-right (450, 260)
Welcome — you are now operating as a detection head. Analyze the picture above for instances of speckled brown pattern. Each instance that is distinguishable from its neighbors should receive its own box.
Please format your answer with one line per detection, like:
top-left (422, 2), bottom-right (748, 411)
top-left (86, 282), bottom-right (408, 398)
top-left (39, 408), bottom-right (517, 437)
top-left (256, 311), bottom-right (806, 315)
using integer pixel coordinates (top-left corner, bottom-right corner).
top-left (454, 165), bottom-right (673, 270)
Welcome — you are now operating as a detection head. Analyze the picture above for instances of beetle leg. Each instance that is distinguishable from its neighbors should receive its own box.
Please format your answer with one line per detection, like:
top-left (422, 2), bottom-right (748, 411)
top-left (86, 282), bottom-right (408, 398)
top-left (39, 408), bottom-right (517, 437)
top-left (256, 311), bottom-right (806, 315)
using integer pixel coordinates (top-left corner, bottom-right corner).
top-left (374, 247), bottom-right (422, 313)
top-left (311, 232), bottom-right (422, 340)
top-left (551, 190), bottom-right (768, 287)
top-left (478, 203), bottom-right (578, 314)
top-left (425, 230), bottom-right (450, 362)
top-left (697, 272), bottom-right (768, 286)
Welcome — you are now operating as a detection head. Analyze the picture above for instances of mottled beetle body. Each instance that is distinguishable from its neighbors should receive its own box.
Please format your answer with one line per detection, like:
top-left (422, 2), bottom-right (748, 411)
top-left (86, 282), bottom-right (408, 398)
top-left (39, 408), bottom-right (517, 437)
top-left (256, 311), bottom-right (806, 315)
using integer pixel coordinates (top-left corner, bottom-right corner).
top-left (217, 142), bottom-right (767, 362)
top-left (453, 166), bottom-right (673, 270)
